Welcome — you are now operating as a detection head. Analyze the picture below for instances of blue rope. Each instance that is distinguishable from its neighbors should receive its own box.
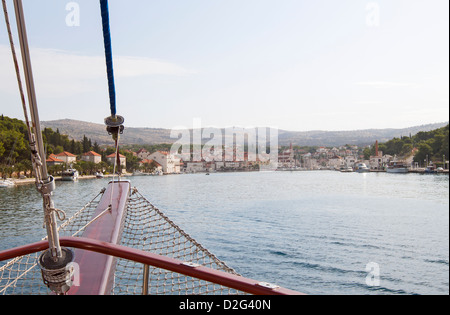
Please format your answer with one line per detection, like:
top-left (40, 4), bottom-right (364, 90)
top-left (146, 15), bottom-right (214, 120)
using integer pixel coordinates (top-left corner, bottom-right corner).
top-left (100, 0), bottom-right (116, 117)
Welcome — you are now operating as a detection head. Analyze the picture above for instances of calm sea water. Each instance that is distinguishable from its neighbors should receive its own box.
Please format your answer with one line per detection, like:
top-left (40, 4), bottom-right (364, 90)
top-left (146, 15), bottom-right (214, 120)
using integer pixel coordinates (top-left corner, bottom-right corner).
top-left (1, 171), bottom-right (448, 295)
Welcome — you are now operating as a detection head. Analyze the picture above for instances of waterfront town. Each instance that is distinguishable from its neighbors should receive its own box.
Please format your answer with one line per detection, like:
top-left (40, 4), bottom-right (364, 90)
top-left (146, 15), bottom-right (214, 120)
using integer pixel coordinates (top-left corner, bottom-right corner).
top-left (2, 116), bottom-right (449, 181)
top-left (26, 141), bottom-right (450, 178)
top-left (1, 115), bottom-right (449, 181)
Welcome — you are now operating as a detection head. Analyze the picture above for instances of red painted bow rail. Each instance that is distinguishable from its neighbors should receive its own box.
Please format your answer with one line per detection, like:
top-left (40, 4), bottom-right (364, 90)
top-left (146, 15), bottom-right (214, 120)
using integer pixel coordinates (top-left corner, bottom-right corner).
top-left (0, 237), bottom-right (303, 295)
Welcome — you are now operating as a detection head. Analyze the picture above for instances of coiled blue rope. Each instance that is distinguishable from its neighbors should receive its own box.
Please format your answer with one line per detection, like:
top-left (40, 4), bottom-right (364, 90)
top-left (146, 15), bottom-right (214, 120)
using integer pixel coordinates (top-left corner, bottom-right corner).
top-left (100, 0), bottom-right (116, 117)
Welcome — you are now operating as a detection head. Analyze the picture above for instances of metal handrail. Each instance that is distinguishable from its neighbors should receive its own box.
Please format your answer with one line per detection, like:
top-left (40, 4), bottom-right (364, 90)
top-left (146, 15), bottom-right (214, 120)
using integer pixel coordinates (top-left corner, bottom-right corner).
top-left (0, 237), bottom-right (303, 295)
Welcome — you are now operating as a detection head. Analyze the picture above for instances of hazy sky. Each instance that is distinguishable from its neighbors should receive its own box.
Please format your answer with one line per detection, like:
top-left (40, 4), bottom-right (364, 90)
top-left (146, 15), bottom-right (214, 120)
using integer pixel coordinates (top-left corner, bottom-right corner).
top-left (0, 0), bottom-right (448, 131)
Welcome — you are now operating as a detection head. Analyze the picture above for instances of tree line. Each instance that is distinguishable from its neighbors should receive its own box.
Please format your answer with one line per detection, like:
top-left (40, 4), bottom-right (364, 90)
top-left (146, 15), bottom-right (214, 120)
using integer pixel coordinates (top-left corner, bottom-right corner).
top-left (1, 115), bottom-right (152, 178)
top-left (364, 124), bottom-right (449, 166)
top-left (0, 115), bottom-right (100, 177)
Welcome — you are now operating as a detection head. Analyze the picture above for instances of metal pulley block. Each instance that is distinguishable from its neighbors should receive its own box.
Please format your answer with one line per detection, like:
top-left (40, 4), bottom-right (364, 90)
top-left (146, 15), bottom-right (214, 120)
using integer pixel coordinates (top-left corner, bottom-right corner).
top-left (105, 115), bottom-right (125, 139)
top-left (38, 247), bottom-right (75, 295)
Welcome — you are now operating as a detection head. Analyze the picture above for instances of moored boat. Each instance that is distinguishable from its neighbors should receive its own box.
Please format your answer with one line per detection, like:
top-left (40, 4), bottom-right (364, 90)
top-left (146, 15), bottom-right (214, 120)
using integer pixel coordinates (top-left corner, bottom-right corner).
top-left (355, 163), bottom-right (370, 173)
top-left (386, 161), bottom-right (408, 174)
top-left (0, 179), bottom-right (15, 188)
top-left (340, 166), bottom-right (354, 173)
top-left (61, 169), bottom-right (79, 181)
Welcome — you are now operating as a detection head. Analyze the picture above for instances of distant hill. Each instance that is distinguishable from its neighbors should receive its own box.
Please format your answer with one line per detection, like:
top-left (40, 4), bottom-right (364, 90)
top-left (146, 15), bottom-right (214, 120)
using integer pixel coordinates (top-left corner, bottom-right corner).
top-left (41, 119), bottom-right (172, 145)
top-left (41, 119), bottom-right (449, 147)
top-left (277, 122), bottom-right (449, 146)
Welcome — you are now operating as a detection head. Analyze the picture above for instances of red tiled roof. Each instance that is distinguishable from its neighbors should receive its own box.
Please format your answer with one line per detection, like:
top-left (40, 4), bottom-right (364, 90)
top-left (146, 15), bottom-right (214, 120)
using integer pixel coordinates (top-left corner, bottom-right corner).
top-left (106, 153), bottom-right (126, 158)
top-left (47, 156), bottom-right (64, 163)
top-left (83, 151), bottom-right (101, 157)
top-left (56, 151), bottom-right (76, 157)
top-left (140, 159), bottom-right (161, 166)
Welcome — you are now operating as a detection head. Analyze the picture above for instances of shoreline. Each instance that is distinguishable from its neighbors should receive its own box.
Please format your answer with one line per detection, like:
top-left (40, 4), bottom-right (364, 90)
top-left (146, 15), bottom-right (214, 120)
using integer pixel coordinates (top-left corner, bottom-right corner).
top-left (10, 174), bottom-right (126, 186)
top-left (7, 168), bottom-right (449, 187)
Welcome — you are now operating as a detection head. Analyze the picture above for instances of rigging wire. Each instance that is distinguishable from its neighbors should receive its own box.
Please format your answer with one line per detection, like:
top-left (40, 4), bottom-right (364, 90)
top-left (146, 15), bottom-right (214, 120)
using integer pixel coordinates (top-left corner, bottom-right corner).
top-left (2, 0), bottom-right (29, 129)
top-left (100, 0), bottom-right (125, 184)
top-left (100, 0), bottom-right (116, 118)
top-left (100, 0), bottom-right (124, 133)
top-left (1, 0), bottom-right (38, 168)
top-left (4, 0), bottom-right (63, 262)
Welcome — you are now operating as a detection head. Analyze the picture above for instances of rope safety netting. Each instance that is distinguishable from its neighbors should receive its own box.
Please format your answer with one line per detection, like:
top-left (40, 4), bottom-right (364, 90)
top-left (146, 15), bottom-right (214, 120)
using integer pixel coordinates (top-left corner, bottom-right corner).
top-left (0, 187), bottom-right (245, 295)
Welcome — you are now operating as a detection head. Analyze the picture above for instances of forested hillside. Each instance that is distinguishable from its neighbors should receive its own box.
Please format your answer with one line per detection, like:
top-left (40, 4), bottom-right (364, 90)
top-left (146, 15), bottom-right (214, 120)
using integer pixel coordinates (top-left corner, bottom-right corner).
top-left (366, 124), bottom-right (449, 165)
top-left (0, 115), bottom-right (97, 176)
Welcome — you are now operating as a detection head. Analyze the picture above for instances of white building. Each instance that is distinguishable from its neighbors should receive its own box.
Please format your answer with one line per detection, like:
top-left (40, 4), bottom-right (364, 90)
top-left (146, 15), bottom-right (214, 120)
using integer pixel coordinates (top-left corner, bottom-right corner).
top-left (81, 151), bottom-right (102, 164)
top-left (56, 151), bottom-right (77, 165)
top-left (47, 154), bottom-right (64, 167)
top-left (370, 153), bottom-right (393, 170)
top-left (136, 148), bottom-right (151, 160)
top-left (344, 156), bottom-right (357, 167)
top-left (328, 156), bottom-right (344, 170)
top-left (148, 151), bottom-right (181, 174)
top-left (106, 153), bottom-right (126, 168)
